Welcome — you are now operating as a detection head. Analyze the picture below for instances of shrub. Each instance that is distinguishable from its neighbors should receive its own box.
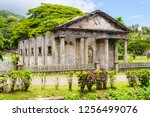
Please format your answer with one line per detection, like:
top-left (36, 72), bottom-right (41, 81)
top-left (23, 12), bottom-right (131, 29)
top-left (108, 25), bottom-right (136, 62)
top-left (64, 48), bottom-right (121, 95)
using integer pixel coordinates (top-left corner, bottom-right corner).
top-left (137, 69), bottom-right (150, 87)
top-left (99, 71), bottom-right (108, 89)
top-left (76, 71), bottom-right (88, 92)
top-left (21, 70), bottom-right (32, 91)
top-left (55, 77), bottom-right (59, 90)
top-left (3, 70), bottom-right (32, 92)
top-left (93, 69), bottom-right (102, 90)
top-left (107, 70), bottom-right (117, 88)
top-left (86, 72), bottom-right (96, 91)
top-left (125, 70), bottom-right (138, 87)
top-left (66, 71), bottom-right (74, 91)
top-left (118, 54), bottom-right (123, 60)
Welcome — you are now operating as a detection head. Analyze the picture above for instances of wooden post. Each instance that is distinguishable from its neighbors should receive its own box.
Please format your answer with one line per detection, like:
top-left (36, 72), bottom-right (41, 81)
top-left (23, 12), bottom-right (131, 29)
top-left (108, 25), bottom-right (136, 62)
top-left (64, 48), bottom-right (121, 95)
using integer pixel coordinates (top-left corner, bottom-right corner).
top-left (123, 39), bottom-right (128, 63)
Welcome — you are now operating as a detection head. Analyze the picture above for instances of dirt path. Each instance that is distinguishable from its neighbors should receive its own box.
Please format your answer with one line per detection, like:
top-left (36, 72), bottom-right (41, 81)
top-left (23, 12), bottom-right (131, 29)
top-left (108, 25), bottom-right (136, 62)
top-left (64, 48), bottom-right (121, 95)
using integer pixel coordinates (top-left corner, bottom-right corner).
top-left (32, 75), bottom-right (127, 85)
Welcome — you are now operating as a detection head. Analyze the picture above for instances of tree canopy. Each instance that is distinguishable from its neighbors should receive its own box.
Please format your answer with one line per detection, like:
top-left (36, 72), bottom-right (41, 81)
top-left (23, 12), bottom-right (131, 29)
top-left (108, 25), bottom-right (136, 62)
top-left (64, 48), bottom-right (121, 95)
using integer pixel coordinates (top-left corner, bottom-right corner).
top-left (10, 4), bottom-right (84, 48)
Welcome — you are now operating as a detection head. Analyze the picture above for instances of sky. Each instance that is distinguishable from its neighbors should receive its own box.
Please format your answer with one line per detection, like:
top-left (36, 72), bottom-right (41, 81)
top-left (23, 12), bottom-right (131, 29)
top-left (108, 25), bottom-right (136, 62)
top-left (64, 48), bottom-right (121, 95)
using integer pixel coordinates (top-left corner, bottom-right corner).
top-left (0, 0), bottom-right (150, 27)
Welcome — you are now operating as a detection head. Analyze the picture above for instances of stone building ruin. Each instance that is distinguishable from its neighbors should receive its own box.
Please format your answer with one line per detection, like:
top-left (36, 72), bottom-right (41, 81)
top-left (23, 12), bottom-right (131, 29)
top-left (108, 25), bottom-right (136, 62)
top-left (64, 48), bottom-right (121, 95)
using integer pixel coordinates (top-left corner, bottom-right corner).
top-left (18, 10), bottom-right (130, 72)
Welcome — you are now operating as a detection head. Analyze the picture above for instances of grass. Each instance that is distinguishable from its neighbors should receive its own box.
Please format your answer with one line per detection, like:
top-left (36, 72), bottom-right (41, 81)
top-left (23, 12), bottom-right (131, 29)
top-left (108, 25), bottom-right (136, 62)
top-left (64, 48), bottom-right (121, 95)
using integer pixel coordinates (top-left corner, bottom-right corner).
top-left (0, 82), bottom-right (129, 100)
top-left (119, 56), bottom-right (149, 63)
top-left (1, 82), bottom-right (150, 100)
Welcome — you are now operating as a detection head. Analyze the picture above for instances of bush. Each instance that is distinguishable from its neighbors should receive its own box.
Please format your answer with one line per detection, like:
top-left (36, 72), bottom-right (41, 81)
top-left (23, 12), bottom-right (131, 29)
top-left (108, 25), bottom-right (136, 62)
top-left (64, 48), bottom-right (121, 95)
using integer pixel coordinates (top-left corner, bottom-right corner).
top-left (137, 69), bottom-right (150, 87)
top-left (118, 54), bottom-right (123, 60)
top-left (66, 71), bottom-right (74, 91)
top-left (107, 70), bottom-right (117, 88)
top-left (76, 71), bottom-right (88, 92)
top-left (86, 72), bottom-right (96, 91)
top-left (1, 70), bottom-right (32, 92)
top-left (125, 69), bottom-right (150, 87)
top-left (77, 70), bottom-right (109, 92)
top-left (125, 70), bottom-right (138, 87)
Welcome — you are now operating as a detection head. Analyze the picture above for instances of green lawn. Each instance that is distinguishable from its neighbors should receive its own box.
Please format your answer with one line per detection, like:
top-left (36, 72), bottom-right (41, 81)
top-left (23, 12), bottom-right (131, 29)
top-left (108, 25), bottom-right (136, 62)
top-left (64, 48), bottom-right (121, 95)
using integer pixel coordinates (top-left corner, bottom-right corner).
top-left (1, 82), bottom-right (150, 100)
top-left (119, 56), bottom-right (149, 63)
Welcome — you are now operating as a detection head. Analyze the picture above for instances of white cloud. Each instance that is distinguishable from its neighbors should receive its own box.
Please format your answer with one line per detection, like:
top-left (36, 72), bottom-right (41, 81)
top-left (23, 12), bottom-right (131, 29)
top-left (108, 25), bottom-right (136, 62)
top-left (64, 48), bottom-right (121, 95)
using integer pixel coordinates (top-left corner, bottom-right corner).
top-left (0, 0), bottom-right (97, 15)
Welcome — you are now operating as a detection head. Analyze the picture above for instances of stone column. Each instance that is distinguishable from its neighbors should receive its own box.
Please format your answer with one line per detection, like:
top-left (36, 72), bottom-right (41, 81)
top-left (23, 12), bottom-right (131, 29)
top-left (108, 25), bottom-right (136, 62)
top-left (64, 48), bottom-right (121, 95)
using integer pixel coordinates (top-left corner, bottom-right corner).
top-left (84, 38), bottom-right (88, 65)
top-left (22, 40), bottom-right (25, 65)
top-left (104, 39), bottom-right (109, 70)
top-left (34, 37), bottom-right (38, 65)
top-left (80, 37), bottom-right (85, 65)
top-left (28, 39), bottom-right (30, 66)
top-left (114, 40), bottom-right (119, 71)
top-left (123, 39), bottom-right (128, 63)
top-left (93, 41), bottom-right (97, 63)
top-left (60, 35), bottom-right (65, 65)
top-left (52, 38), bottom-right (57, 65)
top-left (43, 35), bottom-right (46, 65)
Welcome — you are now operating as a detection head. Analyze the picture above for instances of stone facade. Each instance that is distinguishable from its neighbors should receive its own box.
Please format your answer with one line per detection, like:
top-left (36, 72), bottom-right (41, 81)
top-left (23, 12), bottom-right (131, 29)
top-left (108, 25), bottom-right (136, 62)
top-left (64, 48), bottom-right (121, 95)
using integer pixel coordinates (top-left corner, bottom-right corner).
top-left (18, 10), bottom-right (130, 71)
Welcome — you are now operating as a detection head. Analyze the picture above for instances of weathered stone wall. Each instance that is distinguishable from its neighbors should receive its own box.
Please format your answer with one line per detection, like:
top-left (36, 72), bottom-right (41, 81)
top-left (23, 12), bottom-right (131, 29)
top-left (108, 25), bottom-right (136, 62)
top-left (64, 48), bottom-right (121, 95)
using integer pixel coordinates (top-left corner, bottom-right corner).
top-left (68, 14), bottom-right (123, 31)
top-left (24, 39), bottom-right (29, 66)
top-left (109, 40), bottom-right (115, 69)
top-left (18, 41), bottom-right (23, 64)
top-left (18, 31), bottom-right (117, 70)
top-left (29, 38), bottom-right (35, 66)
top-left (45, 32), bottom-right (54, 65)
top-left (65, 36), bottom-right (76, 65)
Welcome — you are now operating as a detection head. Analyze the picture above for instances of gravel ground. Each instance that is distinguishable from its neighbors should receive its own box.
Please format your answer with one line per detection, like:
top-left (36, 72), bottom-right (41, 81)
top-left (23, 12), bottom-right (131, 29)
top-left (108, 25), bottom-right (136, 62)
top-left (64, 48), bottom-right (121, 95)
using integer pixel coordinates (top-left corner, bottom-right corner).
top-left (32, 75), bottom-right (127, 85)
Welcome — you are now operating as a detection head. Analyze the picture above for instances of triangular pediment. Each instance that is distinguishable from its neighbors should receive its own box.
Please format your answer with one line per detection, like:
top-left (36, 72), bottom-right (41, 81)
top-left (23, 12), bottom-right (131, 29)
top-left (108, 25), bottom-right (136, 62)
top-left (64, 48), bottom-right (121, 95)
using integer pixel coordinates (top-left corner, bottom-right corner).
top-left (60, 10), bottom-right (130, 32)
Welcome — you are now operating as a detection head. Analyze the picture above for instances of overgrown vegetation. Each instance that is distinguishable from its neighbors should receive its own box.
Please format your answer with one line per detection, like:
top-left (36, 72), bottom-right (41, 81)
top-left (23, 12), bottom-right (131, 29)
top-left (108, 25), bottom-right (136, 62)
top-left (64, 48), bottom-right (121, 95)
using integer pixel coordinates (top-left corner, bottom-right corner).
top-left (76, 70), bottom-right (116, 92)
top-left (1, 83), bottom-right (150, 100)
top-left (0, 70), bottom-right (32, 92)
top-left (125, 69), bottom-right (150, 87)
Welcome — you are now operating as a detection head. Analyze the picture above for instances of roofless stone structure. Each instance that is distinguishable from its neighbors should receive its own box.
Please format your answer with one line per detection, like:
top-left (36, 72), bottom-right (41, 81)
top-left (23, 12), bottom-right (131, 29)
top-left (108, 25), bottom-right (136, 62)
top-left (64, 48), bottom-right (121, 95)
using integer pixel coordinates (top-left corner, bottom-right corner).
top-left (18, 10), bottom-right (131, 72)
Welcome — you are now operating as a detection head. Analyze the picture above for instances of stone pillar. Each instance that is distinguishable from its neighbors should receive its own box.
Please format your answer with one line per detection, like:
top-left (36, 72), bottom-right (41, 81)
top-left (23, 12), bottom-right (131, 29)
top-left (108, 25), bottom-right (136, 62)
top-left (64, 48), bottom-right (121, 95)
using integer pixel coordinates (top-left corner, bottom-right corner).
top-left (28, 39), bottom-right (30, 66)
top-left (114, 40), bottom-right (119, 71)
top-left (104, 39), bottom-right (109, 70)
top-left (34, 37), bottom-right (38, 65)
top-left (43, 35), bottom-right (46, 65)
top-left (80, 37), bottom-right (85, 65)
top-left (60, 35), bottom-right (65, 65)
top-left (123, 39), bottom-right (128, 63)
top-left (93, 41), bottom-right (97, 63)
top-left (84, 38), bottom-right (88, 65)
top-left (52, 38), bottom-right (57, 65)
top-left (22, 40), bottom-right (25, 65)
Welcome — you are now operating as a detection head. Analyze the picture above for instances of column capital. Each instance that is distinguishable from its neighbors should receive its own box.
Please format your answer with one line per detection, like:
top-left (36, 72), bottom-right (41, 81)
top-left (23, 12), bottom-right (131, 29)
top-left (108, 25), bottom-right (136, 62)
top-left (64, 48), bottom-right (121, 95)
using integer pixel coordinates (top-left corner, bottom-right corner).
top-left (59, 35), bottom-right (65, 38)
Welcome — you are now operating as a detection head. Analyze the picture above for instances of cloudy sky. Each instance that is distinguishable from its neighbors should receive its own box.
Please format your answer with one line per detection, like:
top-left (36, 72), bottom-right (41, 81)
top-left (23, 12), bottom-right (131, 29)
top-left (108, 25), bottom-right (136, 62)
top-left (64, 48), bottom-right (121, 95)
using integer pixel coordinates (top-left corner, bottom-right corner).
top-left (0, 0), bottom-right (150, 26)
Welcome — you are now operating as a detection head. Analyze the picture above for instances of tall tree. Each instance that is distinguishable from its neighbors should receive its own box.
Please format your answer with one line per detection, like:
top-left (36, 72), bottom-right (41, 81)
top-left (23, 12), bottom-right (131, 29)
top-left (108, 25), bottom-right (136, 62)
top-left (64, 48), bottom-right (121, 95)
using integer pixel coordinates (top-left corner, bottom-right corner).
top-left (10, 4), bottom-right (84, 49)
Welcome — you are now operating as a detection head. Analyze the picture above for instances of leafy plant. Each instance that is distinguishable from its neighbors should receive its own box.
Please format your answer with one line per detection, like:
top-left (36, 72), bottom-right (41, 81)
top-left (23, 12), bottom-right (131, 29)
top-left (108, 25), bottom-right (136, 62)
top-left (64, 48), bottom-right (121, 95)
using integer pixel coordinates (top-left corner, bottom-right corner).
top-left (86, 72), bottom-right (96, 91)
top-left (66, 71), bottom-right (74, 91)
top-left (76, 71), bottom-right (88, 92)
top-left (93, 69), bottom-right (102, 90)
top-left (55, 77), bottom-right (59, 90)
top-left (125, 70), bottom-right (138, 87)
top-left (137, 69), bottom-right (150, 87)
top-left (41, 72), bottom-right (47, 90)
top-left (107, 70), bottom-right (117, 88)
